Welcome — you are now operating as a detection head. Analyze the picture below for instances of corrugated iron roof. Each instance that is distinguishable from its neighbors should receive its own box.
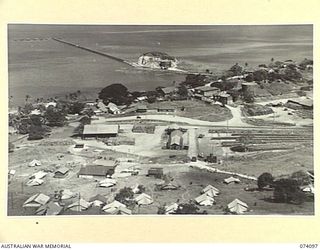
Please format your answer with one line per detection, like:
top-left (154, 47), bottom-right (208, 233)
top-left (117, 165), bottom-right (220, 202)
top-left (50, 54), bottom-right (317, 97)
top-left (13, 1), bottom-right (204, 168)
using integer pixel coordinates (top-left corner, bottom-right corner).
top-left (83, 124), bottom-right (118, 135)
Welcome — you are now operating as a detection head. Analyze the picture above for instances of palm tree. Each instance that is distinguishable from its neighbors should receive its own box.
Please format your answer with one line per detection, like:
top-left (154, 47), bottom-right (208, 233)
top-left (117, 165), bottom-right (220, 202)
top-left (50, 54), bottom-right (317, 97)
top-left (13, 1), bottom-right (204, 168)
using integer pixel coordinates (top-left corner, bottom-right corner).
top-left (25, 94), bottom-right (30, 103)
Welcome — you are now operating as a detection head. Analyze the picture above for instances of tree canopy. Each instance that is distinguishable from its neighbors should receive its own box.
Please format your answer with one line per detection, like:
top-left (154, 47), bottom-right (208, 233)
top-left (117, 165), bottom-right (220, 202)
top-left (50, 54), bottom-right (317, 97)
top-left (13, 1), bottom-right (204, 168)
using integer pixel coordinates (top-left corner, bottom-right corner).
top-left (273, 178), bottom-right (306, 204)
top-left (114, 187), bottom-right (134, 207)
top-left (98, 83), bottom-right (131, 105)
top-left (44, 107), bottom-right (66, 127)
top-left (257, 172), bottom-right (274, 190)
top-left (174, 203), bottom-right (201, 214)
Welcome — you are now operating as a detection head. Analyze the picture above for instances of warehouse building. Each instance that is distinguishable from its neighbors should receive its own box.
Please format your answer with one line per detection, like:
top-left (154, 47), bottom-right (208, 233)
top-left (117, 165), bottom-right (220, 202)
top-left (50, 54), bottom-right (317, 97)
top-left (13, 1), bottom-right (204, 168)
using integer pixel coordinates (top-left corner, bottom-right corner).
top-left (132, 123), bottom-right (156, 134)
top-left (82, 124), bottom-right (119, 139)
top-left (78, 165), bottom-right (116, 178)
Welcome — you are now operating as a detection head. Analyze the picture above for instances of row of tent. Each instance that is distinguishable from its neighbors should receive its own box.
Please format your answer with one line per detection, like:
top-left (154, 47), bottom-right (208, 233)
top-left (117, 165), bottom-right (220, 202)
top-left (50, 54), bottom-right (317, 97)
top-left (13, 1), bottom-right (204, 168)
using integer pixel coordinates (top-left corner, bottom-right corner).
top-left (193, 184), bottom-right (248, 214)
top-left (195, 185), bottom-right (220, 206)
top-left (26, 167), bottom-right (70, 187)
top-left (23, 191), bottom-right (155, 215)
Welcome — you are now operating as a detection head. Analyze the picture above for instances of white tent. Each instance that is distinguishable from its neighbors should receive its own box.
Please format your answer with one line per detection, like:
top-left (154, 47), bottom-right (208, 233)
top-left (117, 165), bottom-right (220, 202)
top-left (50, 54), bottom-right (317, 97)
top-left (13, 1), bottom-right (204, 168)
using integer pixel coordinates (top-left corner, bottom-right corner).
top-left (204, 189), bottom-right (220, 198)
top-left (61, 189), bottom-right (75, 200)
top-left (160, 182), bottom-right (180, 190)
top-left (99, 178), bottom-right (117, 188)
top-left (9, 170), bottom-right (16, 176)
top-left (28, 160), bottom-right (42, 167)
top-left (224, 176), bottom-right (241, 184)
top-left (67, 199), bottom-right (91, 212)
top-left (194, 194), bottom-right (215, 206)
top-left (131, 184), bottom-right (140, 194)
top-left (301, 185), bottom-right (314, 194)
top-left (202, 185), bottom-right (220, 194)
top-left (165, 203), bottom-right (178, 214)
top-left (102, 200), bottom-right (126, 214)
top-left (89, 194), bottom-right (108, 207)
top-left (135, 193), bottom-right (153, 205)
top-left (26, 178), bottom-right (44, 186)
top-left (36, 202), bottom-right (63, 216)
top-left (23, 193), bottom-right (50, 208)
top-left (29, 171), bottom-right (47, 180)
top-left (117, 206), bottom-right (132, 215)
top-left (227, 199), bottom-right (248, 214)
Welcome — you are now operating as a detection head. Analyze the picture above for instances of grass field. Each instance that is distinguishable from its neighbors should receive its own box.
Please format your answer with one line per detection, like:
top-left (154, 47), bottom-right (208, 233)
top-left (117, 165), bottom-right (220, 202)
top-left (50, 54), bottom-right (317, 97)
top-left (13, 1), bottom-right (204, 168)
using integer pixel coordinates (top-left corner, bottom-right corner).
top-left (145, 100), bottom-right (233, 122)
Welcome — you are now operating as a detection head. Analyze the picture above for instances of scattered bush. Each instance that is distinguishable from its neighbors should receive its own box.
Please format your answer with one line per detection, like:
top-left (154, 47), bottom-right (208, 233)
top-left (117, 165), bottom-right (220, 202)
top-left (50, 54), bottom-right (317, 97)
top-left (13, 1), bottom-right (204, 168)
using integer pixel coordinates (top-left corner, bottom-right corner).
top-left (257, 172), bottom-right (274, 190)
top-left (114, 187), bottom-right (135, 207)
top-left (273, 178), bottom-right (306, 204)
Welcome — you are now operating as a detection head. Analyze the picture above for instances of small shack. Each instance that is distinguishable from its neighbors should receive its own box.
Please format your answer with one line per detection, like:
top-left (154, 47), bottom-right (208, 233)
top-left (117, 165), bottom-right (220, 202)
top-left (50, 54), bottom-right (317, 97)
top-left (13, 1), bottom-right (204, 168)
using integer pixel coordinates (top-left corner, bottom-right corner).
top-left (159, 86), bottom-right (178, 96)
top-left (157, 106), bottom-right (175, 113)
top-left (194, 86), bottom-right (220, 97)
top-left (136, 104), bottom-right (148, 113)
top-left (147, 168), bottom-right (164, 178)
top-left (218, 93), bottom-right (233, 106)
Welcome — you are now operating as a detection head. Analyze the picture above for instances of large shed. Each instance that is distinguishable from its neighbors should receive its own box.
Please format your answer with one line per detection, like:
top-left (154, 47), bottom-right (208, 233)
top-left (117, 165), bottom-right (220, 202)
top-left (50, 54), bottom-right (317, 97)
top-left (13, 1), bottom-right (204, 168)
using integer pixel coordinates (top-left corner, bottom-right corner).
top-left (82, 124), bottom-right (119, 139)
top-left (78, 165), bottom-right (116, 178)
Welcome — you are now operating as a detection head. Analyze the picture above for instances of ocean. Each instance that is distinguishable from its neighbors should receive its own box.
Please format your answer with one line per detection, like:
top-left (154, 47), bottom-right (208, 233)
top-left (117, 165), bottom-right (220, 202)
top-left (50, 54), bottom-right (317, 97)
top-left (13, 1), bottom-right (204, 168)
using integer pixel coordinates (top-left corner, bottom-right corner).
top-left (8, 24), bottom-right (313, 106)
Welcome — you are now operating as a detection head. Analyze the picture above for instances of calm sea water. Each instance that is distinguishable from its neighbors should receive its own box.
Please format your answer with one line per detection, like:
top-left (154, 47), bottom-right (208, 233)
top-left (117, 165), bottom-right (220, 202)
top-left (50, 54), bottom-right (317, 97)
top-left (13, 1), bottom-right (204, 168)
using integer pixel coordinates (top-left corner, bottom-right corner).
top-left (8, 25), bottom-right (313, 106)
